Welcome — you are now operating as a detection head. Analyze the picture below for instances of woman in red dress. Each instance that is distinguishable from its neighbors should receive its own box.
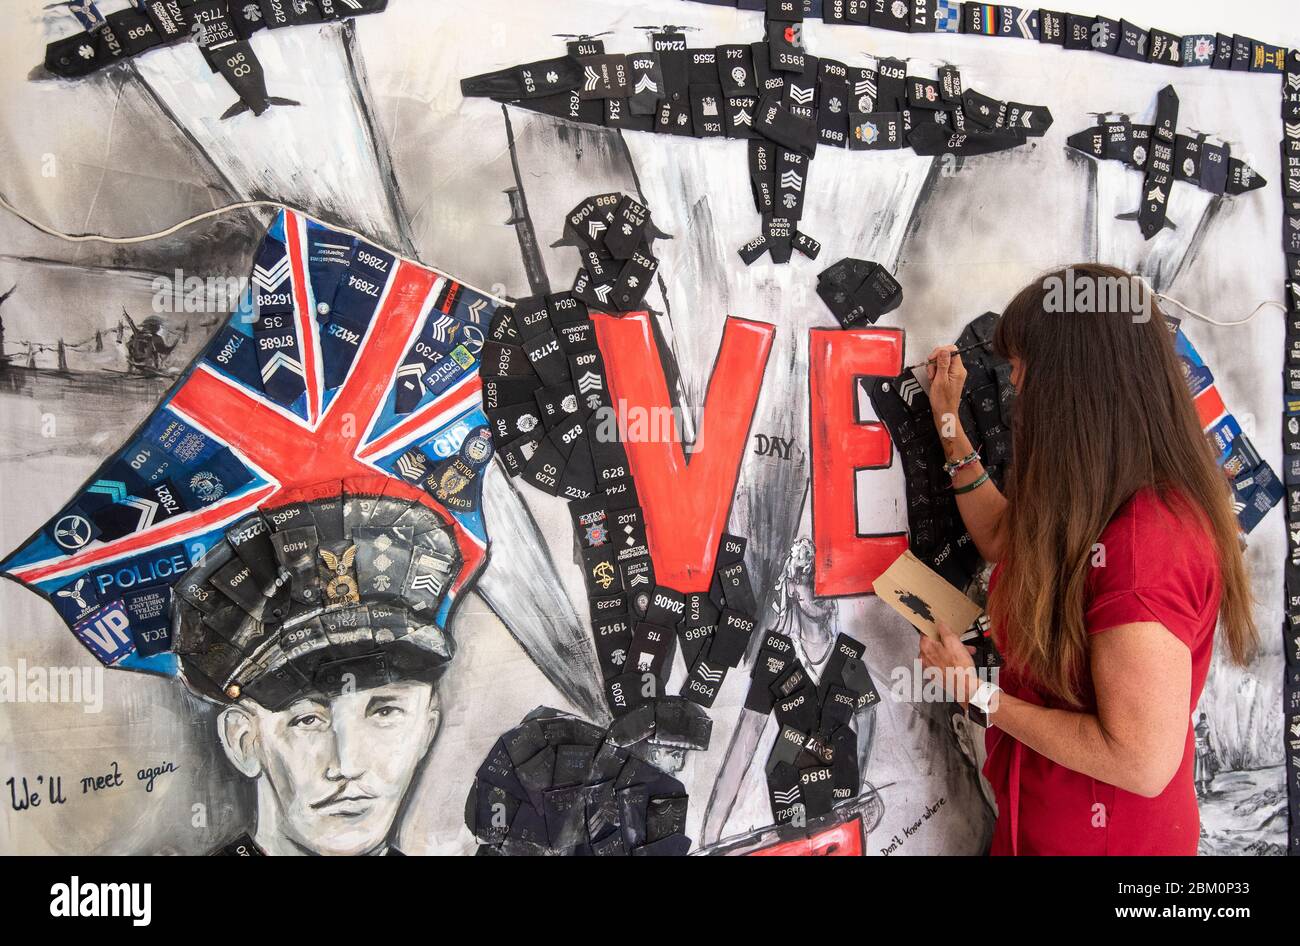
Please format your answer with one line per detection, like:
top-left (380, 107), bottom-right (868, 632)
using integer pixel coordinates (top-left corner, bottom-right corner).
top-left (917, 264), bottom-right (1258, 855)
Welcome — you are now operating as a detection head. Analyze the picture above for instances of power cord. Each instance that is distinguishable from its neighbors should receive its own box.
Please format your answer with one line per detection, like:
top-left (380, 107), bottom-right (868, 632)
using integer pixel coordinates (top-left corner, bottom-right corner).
top-left (0, 192), bottom-right (507, 303)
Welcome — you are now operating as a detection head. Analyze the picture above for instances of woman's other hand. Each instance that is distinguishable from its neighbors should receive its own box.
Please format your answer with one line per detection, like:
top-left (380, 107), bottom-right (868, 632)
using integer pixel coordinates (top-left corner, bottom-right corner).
top-left (918, 620), bottom-right (980, 708)
top-left (925, 345), bottom-right (966, 435)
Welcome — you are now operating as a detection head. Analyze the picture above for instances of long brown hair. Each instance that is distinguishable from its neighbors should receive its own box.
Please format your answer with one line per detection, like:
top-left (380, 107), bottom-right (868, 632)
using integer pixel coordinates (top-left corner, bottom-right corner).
top-left (988, 263), bottom-right (1256, 706)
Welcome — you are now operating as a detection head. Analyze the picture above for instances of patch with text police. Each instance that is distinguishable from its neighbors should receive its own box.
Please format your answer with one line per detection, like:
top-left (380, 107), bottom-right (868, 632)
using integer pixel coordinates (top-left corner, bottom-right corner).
top-left (1, 209), bottom-right (495, 684)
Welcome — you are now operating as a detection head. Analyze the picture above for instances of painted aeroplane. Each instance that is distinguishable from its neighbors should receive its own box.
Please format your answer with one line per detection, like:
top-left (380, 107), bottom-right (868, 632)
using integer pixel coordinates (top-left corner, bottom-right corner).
top-left (1067, 85), bottom-right (1267, 239)
top-left (461, 17), bottom-right (1052, 264)
top-left (41, 0), bottom-right (388, 120)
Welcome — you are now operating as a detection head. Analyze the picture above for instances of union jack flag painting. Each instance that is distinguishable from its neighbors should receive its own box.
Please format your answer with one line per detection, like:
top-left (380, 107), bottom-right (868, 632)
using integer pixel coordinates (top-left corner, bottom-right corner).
top-left (0, 209), bottom-right (497, 675)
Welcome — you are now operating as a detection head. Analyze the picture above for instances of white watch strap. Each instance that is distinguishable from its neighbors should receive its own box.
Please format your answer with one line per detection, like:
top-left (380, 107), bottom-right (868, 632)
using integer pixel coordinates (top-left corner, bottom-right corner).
top-left (970, 680), bottom-right (1001, 714)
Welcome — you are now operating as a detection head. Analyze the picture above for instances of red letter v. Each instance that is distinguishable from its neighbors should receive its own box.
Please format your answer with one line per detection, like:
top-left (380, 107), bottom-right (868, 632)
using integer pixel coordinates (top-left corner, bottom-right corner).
top-left (592, 313), bottom-right (774, 592)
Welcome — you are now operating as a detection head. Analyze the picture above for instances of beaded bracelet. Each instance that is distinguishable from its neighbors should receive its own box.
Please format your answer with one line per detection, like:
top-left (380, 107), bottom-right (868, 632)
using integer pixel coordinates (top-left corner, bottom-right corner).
top-left (942, 451), bottom-right (980, 478)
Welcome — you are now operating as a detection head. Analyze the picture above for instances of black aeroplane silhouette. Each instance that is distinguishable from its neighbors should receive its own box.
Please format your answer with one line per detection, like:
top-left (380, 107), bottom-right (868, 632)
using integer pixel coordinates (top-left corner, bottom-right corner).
top-left (462, 17), bottom-right (1052, 265)
top-left (1066, 85), bottom-right (1266, 239)
top-left (40, 0), bottom-right (388, 120)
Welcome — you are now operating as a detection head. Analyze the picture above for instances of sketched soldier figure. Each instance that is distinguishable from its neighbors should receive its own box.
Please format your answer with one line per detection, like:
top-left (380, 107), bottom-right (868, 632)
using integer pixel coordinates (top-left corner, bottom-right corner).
top-left (770, 537), bottom-right (838, 672)
top-left (172, 488), bottom-right (467, 856)
top-left (125, 315), bottom-right (177, 373)
top-left (1193, 712), bottom-right (1218, 796)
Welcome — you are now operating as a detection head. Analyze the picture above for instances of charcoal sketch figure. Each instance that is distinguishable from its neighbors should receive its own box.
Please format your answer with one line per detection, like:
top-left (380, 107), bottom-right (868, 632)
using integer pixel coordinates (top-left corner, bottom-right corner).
top-left (1194, 712), bottom-right (1219, 796)
top-left (951, 711), bottom-right (997, 810)
top-left (124, 315), bottom-right (177, 375)
top-left (215, 677), bottom-right (440, 856)
top-left (770, 537), bottom-right (837, 673)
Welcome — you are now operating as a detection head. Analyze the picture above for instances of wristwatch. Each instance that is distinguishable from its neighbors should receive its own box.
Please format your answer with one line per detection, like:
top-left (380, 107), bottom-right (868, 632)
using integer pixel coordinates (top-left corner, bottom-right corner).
top-left (966, 680), bottom-right (1002, 728)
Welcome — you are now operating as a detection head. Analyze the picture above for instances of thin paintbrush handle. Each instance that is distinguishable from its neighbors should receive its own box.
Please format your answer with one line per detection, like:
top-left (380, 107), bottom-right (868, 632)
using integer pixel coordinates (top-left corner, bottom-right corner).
top-left (903, 342), bottom-right (986, 373)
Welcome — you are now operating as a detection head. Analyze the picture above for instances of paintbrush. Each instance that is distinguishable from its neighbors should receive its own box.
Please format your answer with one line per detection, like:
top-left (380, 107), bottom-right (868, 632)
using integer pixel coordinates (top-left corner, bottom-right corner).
top-left (902, 342), bottom-right (989, 373)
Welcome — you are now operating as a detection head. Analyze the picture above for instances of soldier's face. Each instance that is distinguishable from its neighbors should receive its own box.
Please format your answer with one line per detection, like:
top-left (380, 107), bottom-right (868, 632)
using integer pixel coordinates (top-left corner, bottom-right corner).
top-left (236, 681), bottom-right (439, 855)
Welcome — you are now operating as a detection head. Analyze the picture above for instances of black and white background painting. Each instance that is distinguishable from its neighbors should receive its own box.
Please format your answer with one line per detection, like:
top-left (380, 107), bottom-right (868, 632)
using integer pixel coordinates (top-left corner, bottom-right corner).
top-left (0, 0), bottom-right (1294, 855)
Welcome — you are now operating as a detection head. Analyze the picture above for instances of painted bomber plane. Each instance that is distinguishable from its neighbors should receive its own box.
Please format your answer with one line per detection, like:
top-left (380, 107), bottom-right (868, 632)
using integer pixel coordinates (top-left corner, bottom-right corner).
top-left (1067, 85), bottom-right (1268, 239)
top-left (42, 0), bottom-right (388, 119)
top-left (461, 20), bottom-right (1052, 264)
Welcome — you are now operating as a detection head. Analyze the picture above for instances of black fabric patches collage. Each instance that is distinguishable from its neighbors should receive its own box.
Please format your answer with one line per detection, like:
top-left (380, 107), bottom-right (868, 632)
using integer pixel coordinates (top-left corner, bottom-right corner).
top-left (482, 193), bottom-right (760, 727)
top-left (464, 703), bottom-right (708, 855)
top-left (1067, 85), bottom-right (1267, 239)
top-left (467, 1), bottom-right (1300, 849)
top-left (561, 193), bottom-right (665, 314)
top-left (752, 630), bottom-right (882, 823)
top-left (44, 0), bottom-right (388, 72)
top-left (171, 486), bottom-right (465, 711)
top-left (41, 0), bottom-right (1298, 856)
top-left (1283, 47), bottom-right (1300, 861)
top-left (817, 256), bottom-right (904, 327)
top-left (42, 1), bottom-right (389, 119)
top-left (679, 0), bottom-right (1300, 854)
top-left (460, 2), bottom-right (1053, 265)
top-left (869, 312), bottom-right (1014, 591)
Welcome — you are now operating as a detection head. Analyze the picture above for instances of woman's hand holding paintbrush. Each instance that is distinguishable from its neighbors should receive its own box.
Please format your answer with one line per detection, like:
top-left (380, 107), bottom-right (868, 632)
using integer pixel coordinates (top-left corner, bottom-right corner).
top-left (902, 341), bottom-right (985, 373)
